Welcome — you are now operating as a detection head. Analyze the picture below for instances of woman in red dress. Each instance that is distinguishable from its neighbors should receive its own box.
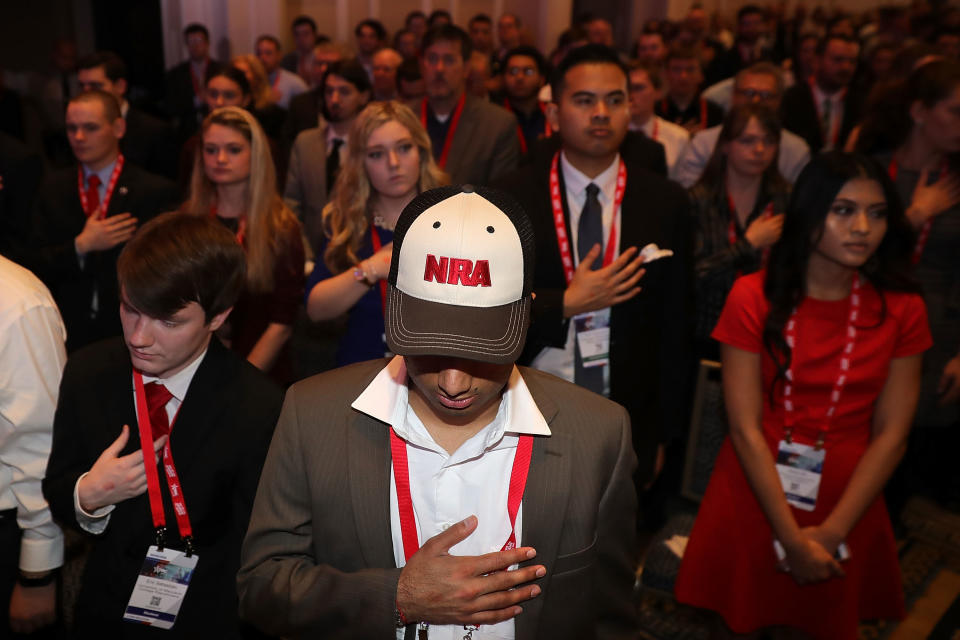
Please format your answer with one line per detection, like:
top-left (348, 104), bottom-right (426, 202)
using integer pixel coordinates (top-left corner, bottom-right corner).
top-left (675, 151), bottom-right (933, 639)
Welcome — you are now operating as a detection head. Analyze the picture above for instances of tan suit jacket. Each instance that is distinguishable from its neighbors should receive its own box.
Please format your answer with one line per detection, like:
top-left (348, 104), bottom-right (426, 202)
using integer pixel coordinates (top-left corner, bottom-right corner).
top-left (237, 359), bottom-right (638, 639)
top-left (443, 96), bottom-right (522, 186)
top-left (284, 126), bottom-right (328, 254)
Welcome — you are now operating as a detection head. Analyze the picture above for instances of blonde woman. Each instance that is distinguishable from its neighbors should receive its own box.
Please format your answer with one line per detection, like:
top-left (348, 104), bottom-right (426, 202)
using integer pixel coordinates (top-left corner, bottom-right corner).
top-left (183, 106), bottom-right (305, 383)
top-left (232, 54), bottom-right (286, 139)
top-left (306, 100), bottom-right (446, 365)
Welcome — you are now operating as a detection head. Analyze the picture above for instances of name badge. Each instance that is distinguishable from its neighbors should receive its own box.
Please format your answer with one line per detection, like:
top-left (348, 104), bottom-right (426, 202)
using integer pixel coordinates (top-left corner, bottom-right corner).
top-left (574, 309), bottom-right (610, 368)
top-left (123, 546), bottom-right (199, 629)
top-left (775, 440), bottom-right (825, 512)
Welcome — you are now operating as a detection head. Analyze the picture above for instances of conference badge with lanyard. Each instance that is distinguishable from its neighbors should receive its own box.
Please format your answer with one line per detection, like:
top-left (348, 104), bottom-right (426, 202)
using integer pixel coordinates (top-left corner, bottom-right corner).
top-left (549, 152), bottom-right (626, 368)
top-left (123, 372), bottom-right (198, 629)
top-left (390, 429), bottom-right (533, 639)
top-left (775, 274), bottom-right (861, 512)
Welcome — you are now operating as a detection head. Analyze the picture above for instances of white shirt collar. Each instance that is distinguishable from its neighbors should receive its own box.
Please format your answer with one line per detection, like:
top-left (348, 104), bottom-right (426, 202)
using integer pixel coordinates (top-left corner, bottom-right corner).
top-left (559, 150), bottom-right (620, 203)
top-left (351, 355), bottom-right (551, 446)
top-left (139, 346), bottom-right (208, 403)
top-left (325, 124), bottom-right (347, 149)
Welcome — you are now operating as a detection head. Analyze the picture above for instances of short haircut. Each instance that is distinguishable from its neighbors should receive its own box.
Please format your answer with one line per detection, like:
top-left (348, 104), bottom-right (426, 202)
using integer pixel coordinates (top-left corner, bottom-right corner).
top-left (503, 45), bottom-right (548, 77)
top-left (736, 61), bottom-right (784, 94)
top-left (78, 51), bottom-right (127, 82)
top-left (817, 34), bottom-right (858, 56)
top-left (397, 58), bottom-right (422, 82)
top-left (184, 23), bottom-right (209, 41)
top-left (69, 89), bottom-right (122, 122)
top-left (207, 65), bottom-right (252, 97)
top-left (421, 24), bottom-right (472, 61)
top-left (292, 15), bottom-right (317, 33)
top-left (323, 58), bottom-right (372, 93)
top-left (627, 60), bottom-right (663, 90)
top-left (117, 212), bottom-right (246, 323)
top-left (255, 34), bottom-right (281, 50)
top-left (737, 4), bottom-right (764, 21)
top-left (355, 19), bottom-right (386, 41)
top-left (469, 14), bottom-right (492, 27)
top-left (428, 10), bottom-right (452, 27)
top-left (665, 44), bottom-right (701, 65)
top-left (551, 44), bottom-right (627, 101)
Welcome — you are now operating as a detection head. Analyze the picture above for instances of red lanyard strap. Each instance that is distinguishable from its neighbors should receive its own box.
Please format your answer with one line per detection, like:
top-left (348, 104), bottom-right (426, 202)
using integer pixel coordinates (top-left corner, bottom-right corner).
top-left (133, 372), bottom-right (195, 555)
top-left (504, 100), bottom-right (552, 155)
top-left (421, 93), bottom-right (466, 170)
top-left (782, 273), bottom-right (861, 445)
top-left (210, 204), bottom-right (247, 246)
top-left (888, 156), bottom-right (948, 265)
top-left (549, 151), bottom-right (626, 284)
top-left (389, 428), bottom-right (533, 563)
top-left (369, 224), bottom-right (388, 313)
top-left (189, 60), bottom-right (207, 99)
top-left (726, 192), bottom-right (774, 268)
top-left (77, 154), bottom-right (125, 219)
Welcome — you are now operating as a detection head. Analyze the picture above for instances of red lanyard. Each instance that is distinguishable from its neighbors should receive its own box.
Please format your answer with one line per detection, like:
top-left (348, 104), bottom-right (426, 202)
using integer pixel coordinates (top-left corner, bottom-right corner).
top-left (782, 273), bottom-right (861, 446)
top-left (369, 223), bottom-right (388, 312)
top-left (888, 156), bottom-right (948, 264)
top-left (210, 204), bottom-right (247, 246)
top-left (808, 78), bottom-right (846, 148)
top-left (189, 60), bottom-right (207, 99)
top-left (649, 117), bottom-right (659, 141)
top-left (389, 428), bottom-right (533, 563)
top-left (420, 92), bottom-right (466, 170)
top-left (77, 154), bottom-right (125, 219)
top-left (660, 97), bottom-right (707, 126)
top-left (549, 152), bottom-right (626, 284)
top-left (726, 191), bottom-right (774, 267)
top-left (503, 100), bottom-right (552, 154)
top-left (133, 372), bottom-right (195, 555)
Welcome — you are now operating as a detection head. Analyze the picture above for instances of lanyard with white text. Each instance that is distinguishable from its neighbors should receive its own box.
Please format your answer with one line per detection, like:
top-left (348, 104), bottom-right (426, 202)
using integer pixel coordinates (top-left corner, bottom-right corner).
top-left (77, 154), bottom-right (125, 219)
top-left (133, 372), bottom-right (195, 555)
top-left (369, 223), bottom-right (388, 313)
top-left (726, 192), bottom-right (774, 268)
top-left (420, 93), bottom-right (466, 170)
top-left (782, 273), bottom-right (861, 448)
top-left (888, 156), bottom-right (948, 265)
top-left (549, 151), bottom-right (626, 284)
top-left (389, 428), bottom-right (533, 563)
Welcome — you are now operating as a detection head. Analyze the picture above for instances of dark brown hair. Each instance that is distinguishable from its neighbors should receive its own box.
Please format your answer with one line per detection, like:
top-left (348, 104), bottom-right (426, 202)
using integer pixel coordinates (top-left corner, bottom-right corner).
top-left (117, 212), bottom-right (246, 322)
top-left (69, 89), bottom-right (122, 122)
top-left (697, 102), bottom-right (785, 189)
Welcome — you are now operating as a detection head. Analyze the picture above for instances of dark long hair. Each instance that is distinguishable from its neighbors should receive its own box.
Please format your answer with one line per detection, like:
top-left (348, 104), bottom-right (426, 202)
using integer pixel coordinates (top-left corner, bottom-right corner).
top-left (761, 151), bottom-right (917, 395)
top-left (697, 103), bottom-right (787, 193)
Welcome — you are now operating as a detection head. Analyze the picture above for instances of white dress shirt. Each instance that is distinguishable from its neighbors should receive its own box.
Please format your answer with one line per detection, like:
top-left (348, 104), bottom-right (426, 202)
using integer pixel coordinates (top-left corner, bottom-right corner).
top-left (73, 347), bottom-right (207, 534)
top-left (0, 256), bottom-right (67, 572)
top-left (630, 115), bottom-right (690, 174)
top-left (351, 356), bottom-right (551, 640)
top-left (530, 152), bottom-right (621, 395)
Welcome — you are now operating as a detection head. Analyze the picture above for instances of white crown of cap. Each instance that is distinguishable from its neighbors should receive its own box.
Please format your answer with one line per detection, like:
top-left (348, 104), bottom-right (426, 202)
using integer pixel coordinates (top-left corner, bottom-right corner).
top-left (396, 192), bottom-right (523, 308)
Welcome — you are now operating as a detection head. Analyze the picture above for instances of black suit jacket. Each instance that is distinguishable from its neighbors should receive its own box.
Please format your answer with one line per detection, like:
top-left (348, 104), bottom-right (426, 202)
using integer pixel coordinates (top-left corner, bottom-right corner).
top-left (283, 88), bottom-right (322, 151)
top-left (165, 59), bottom-right (223, 140)
top-left (43, 338), bottom-right (283, 639)
top-left (524, 131), bottom-right (668, 177)
top-left (0, 131), bottom-right (42, 264)
top-left (122, 107), bottom-right (177, 179)
top-left (779, 81), bottom-right (865, 153)
top-left (26, 161), bottom-right (179, 351)
top-left (497, 152), bottom-right (693, 483)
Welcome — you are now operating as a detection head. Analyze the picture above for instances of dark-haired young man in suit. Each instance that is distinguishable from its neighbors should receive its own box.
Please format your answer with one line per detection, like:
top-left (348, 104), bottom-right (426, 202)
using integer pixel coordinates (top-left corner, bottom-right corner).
top-left (43, 212), bottom-right (283, 638)
top-left (498, 44), bottom-right (693, 496)
top-left (164, 23), bottom-right (222, 140)
top-left (26, 91), bottom-right (178, 352)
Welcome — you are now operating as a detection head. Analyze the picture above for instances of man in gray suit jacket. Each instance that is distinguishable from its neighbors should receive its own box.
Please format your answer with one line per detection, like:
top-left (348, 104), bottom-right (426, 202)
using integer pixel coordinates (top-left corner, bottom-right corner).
top-left (419, 25), bottom-right (521, 185)
top-left (238, 185), bottom-right (638, 639)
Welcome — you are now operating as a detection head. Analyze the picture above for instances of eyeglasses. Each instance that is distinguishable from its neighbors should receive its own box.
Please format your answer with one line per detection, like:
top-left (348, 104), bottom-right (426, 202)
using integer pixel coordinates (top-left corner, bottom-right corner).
top-left (506, 67), bottom-right (538, 77)
top-left (735, 88), bottom-right (777, 100)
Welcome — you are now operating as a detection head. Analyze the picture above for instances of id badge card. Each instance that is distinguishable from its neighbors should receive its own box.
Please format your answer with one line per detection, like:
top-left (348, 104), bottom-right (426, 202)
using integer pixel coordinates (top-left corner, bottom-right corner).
top-left (123, 546), bottom-right (199, 629)
top-left (775, 440), bottom-right (825, 512)
top-left (574, 309), bottom-right (610, 368)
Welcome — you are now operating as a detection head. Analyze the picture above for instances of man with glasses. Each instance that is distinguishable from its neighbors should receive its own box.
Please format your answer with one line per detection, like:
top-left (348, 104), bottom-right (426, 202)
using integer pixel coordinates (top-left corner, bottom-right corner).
top-left (671, 62), bottom-right (810, 187)
top-left (499, 46), bottom-right (552, 153)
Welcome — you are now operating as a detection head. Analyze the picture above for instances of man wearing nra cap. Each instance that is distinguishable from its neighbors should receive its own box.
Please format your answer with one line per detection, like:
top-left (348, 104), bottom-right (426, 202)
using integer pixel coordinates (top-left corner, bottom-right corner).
top-left (238, 185), bottom-right (638, 639)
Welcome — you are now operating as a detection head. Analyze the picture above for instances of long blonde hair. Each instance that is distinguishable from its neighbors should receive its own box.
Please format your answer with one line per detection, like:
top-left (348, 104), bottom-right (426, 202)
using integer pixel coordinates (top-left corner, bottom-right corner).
top-left (232, 54), bottom-right (274, 110)
top-left (323, 100), bottom-right (447, 273)
top-left (183, 106), bottom-right (298, 292)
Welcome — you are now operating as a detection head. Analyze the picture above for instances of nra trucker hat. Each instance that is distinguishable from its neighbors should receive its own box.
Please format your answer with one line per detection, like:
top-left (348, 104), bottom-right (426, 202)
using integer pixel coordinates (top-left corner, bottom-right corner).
top-left (384, 184), bottom-right (535, 364)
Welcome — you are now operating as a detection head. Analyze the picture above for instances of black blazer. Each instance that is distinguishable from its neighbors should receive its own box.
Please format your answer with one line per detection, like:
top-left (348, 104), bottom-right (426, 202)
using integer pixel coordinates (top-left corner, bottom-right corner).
top-left (0, 131), bottom-right (42, 264)
top-left (26, 161), bottom-right (179, 352)
top-left (497, 151), bottom-right (693, 483)
top-left (165, 59), bottom-right (223, 139)
top-left (43, 338), bottom-right (283, 639)
top-left (780, 81), bottom-right (865, 154)
top-left (283, 87), bottom-right (322, 151)
top-left (524, 131), bottom-right (668, 177)
top-left (122, 107), bottom-right (177, 180)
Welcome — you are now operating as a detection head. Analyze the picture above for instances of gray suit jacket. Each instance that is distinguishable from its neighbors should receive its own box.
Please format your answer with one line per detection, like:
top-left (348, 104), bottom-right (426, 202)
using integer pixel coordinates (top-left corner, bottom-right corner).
top-left (284, 127), bottom-right (328, 254)
top-left (237, 359), bottom-right (638, 639)
top-left (443, 96), bottom-right (521, 186)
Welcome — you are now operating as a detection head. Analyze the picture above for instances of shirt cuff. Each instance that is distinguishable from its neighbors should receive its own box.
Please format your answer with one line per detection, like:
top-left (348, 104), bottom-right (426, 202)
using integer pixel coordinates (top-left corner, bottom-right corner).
top-left (19, 527), bottom-right (64, 573)
top-left (74, 472), bottom-right (114, 534)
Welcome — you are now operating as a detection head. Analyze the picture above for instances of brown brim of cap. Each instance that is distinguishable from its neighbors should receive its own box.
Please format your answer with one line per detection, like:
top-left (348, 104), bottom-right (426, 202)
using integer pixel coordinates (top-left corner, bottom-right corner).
top-left (385, 285), bottom-right (530, 364)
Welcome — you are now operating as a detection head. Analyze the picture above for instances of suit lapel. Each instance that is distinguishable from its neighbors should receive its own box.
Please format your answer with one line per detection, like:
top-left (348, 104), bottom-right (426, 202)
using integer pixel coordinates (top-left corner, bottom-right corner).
top-left (515, 374), bottom-right (570, 640)
top-left (348, 413), bottom-right (396, 568)
top-left (105, 161), bottom-right (131, 218)
top-left (444, 95), bottom-right (476, 181)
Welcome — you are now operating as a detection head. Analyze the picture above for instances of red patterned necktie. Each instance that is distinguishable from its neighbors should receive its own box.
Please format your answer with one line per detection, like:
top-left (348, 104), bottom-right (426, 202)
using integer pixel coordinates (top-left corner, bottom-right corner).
top-left (145, 382), bottom-right (173, 439)
top-left (85, 174), bottom-right (101, 217)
